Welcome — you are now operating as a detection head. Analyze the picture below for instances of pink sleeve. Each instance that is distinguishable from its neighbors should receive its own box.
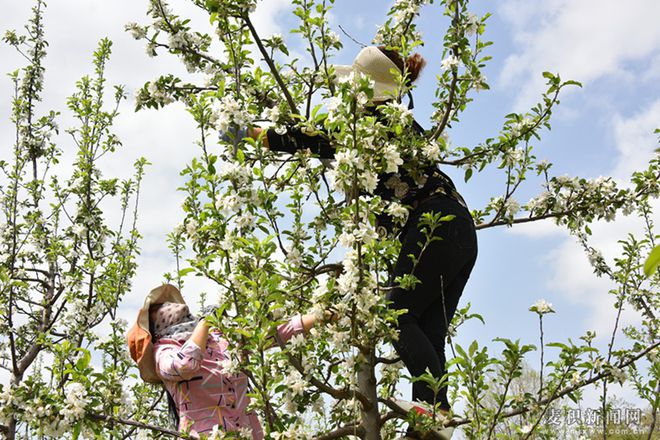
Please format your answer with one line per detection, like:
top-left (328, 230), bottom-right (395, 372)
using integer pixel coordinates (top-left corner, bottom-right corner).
top-left (275, 314), bottom-right (305, 344)
top-left (153, 339), bottom-right (203, 381)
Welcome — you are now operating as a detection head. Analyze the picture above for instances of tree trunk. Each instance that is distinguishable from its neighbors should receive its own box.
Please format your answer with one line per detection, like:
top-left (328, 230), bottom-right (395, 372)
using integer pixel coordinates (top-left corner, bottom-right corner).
top-left (358, 347), bottom-right (381, 440)
top-left (5, 417), bottom-right (16, 440)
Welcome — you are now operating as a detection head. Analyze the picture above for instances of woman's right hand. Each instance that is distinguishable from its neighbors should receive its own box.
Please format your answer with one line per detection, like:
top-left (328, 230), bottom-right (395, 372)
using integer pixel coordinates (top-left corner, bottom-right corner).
top-left (248, 127), bottom-right (270, 148)
top-left (189, 319), bottom-right (211, 351)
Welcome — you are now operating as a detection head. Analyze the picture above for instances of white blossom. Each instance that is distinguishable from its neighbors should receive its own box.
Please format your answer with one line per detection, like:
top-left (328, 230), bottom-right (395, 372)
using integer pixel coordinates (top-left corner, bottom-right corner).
top-left (356, 91), bottom-right (369, 106)
top-left (325, 96), bottom-right (342, 114)
top-left (288, 333), bottom-right (306, 351)
top-left (235, 212), bottom-right (255, 230)
top-left (383, 144), bottom-right (403, 173)
top-left (529, 298), bottom-right (555, 315)
top-left (440, 55), bottom-right (459, 71)
top-left (385, 101), bottom-right (413, 121)
top-left (213, 95), bottom-right (254, 132)
top-left (465, 12), bottom-right (479, 36)
top-left (326, 30), bottom-right (341, 46)
top-left (354, 223), bottom-right (378, 245)
top-left (338, 231), bottom-right (356, 248)
top-left (503, 198), bottom-right (520, 217)
top-left (361, 171), bottom-right (378, 193)
top-left (219, 232), bottom-right (234, 251)
top-left (72, 224), bottom-right (86, 237)
top-left (285, 370), bottom-right (307, 396)
top-left (185, 219), bottom-right (197, 237)
top-left (263, 106), bottom-right (280, 123)
top-left (61, 382), bottom-right (90, 423)
top-left (124, 22), bottom-right (147, 40)
top-left (286, 247), bottom-right (302, 267)
top-left (173, 223), bottom-right (185, 236)
top-left (609, 366), bottom-right (627, 384)
top-left (422, 140), bottom-right (441, 161)
top-left (386, 202), bottom-right (409, 223)
top-left (215, 192), bottom-right (240, 215)
top-left (335, 149), bottom-right (362, 169)
top-left (220, 162), bottom-right (252, 185)
top-left (220, 356), bottom-right (240, 375)
top-left (587, 248), bottom-right (607, 276)
top-left (502, 148), bottom-right (524, 168)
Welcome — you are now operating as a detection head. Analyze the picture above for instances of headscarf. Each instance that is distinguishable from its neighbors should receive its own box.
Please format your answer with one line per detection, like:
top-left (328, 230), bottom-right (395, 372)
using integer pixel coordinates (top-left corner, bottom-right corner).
top-left (151, 303), bottom-right (220, 341)
top-left (151, 302), bottom-right (197, 341)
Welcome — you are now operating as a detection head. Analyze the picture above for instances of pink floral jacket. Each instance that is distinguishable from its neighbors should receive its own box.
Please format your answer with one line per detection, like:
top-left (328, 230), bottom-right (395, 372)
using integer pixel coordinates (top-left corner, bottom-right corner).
top-left (153, 315), bottom-right (304, 438)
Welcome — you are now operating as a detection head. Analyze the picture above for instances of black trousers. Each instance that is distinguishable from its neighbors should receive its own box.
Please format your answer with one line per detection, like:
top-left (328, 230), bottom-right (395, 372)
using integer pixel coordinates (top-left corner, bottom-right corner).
top-left (387, 195), bottom-right (478, 410)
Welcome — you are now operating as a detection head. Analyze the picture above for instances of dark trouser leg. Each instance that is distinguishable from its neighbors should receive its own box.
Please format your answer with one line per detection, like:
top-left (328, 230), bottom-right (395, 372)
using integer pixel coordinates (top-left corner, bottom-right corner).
top-left (388, 196), bottom-right (477, 410)
top-left (414, 258), bottom-right (475, 410)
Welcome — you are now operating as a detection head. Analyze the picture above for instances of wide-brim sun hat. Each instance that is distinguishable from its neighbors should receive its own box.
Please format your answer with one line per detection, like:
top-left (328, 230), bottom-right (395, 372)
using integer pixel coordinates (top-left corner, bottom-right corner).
top-left (126, 283), bottom-right (186, 383)
top-left (332, 46), bottom-right (402, 102)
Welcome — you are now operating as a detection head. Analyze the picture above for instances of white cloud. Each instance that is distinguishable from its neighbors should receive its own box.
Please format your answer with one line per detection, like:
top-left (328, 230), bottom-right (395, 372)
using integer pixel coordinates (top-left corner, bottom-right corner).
top-left (498, 0), bottom-right (660, 110)
top-left (612, 99), bottom-right (660, 180)
top-left (252, 0), bottom-right (293, 37)
top-left (544, 219), bottom-right (645, 337)
top-left (642, 52), bottom-right (660, 82)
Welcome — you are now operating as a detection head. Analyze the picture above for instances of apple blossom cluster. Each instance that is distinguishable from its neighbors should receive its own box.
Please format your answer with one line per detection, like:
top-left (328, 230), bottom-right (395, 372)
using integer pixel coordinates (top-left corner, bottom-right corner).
top-left (529, 299), bottom-right (555, 315)
top-left (524, 175), bottom-right (637, 229)
top-left (211, 95), bottom-right (254, 133)
top-left (373, 0), bottom-right (433, 45)
top-left (135, 79), bottom-right (175, 108)
top-left (0, 381), bottom-right (94, 438)
top-left (62, 297), bottom-right (107, 334)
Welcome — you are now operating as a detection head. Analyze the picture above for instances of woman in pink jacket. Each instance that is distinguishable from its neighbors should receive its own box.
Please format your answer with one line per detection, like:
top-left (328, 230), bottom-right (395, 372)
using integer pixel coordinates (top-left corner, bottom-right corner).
top-left (128, 284), bottom-right (322, 439)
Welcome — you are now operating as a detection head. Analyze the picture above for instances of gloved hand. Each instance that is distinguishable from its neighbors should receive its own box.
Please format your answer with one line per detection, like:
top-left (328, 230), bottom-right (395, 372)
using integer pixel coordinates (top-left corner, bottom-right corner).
top-left (219, 126), bottom-right (249, 158)
top-left (219, 126), bottom-right (249, 144)
top-left (197, 304), bottom-right (221, 322)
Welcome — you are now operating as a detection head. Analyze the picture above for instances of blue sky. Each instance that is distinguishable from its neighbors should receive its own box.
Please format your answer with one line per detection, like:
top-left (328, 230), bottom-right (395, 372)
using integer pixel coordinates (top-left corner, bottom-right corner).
top-left (1, 0), bottom-right (659, 415)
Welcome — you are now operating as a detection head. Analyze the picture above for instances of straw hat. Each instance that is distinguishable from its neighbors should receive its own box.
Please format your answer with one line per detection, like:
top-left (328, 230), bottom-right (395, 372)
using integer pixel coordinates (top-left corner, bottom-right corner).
top-left (333, 46), bottom-right (402, 101)
top-left (126, 284), bottom-right (186, 383)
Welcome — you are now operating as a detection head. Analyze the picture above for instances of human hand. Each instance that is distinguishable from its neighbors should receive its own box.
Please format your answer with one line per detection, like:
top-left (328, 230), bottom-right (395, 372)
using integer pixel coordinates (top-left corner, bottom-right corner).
top-left (219, 126), bottom-right (248, 145)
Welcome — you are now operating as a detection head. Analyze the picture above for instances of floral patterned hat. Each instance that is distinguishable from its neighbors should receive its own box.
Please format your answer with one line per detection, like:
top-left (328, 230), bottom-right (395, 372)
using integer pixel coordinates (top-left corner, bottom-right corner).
top-left (126, 283), bottom-right (186, 383)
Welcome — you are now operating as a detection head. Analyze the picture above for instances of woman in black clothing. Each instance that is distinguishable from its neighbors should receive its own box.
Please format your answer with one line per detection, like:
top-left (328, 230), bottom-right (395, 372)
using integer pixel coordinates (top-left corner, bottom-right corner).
top-left (249, 46), bottom-right (477, 423)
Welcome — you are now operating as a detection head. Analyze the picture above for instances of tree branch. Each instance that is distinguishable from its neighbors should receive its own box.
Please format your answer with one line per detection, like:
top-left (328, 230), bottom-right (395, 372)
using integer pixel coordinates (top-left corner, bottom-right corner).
top-left (243, 15), bottom-right (298, 115)
top-left (429, 4), bottom-right (461, 142)
top-left (88, 412), bottom-right (188, 439)
top-left (314, 423), bottom-right (365, 440)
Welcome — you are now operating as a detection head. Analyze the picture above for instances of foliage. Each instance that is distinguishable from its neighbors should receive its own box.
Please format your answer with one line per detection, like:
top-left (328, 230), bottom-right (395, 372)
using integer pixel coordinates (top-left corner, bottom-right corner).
top-left (1, 0), bottom-right (659, 439)
top-left (0, 2), bottom-right (151, 439)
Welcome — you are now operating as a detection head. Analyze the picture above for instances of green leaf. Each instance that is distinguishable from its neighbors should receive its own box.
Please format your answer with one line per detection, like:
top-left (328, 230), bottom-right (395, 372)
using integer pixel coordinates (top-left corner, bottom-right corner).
top-left (76, 349), bottom-right (91, 370)
top-left (236, 148), bottom-right (245, 164)
top-left (178, 267), bottom-right (196, 277)
top-left (464, 168), bottom-right (473, 182)
top-left (563, 80), bottom-right (582, 88)
top-left (643, 244), bottom-right (660, 277)
top-left (72, 423), bottom-right (81, 440)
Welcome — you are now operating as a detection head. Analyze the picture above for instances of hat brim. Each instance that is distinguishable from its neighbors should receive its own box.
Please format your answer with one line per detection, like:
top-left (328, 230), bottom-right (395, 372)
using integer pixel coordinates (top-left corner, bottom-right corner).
top-left (126, 284), bottom-right (186, 383)
top-left (331, 64), bottom-right (400, 102)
